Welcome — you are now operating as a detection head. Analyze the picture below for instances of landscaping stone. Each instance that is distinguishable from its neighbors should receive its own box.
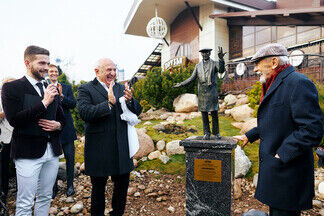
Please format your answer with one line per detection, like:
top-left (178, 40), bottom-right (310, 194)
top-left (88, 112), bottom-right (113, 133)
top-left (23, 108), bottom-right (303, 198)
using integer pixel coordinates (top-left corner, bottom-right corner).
top-left (173, 93), bottom-right (198, 113)
top-left (319, 181), bottom-right (324, 199)
top-left (240, 118), bottom-right (258, 134)
top-left (234, 179), bottom-right (243, 200)
top-left (242, 209), bottom-right (268, 216)
top-left (253, 173), bottom-right (258, 188)
top-left (156, 140), bottom-right (166, 151)
top-left (236, 96), bottom-right (249, 106)
top-left (144, 121), bottom-right (152, 125)
top-left (166, 140), bottom-right (185, 155)
top-left (153, 124), bottom-right (165, 131)
top-left (224, 94), bottom-right (237, 106)
top-left (70, 202), bottom-right (83, 214)
top-left (230, 104), bottom-right (254, 122)
top-left (148, 151), bottom-right (162, 160)
top-left (159, 155), bottom-right (170, 164)
top-left (134, 129), bottom-right (154, 159)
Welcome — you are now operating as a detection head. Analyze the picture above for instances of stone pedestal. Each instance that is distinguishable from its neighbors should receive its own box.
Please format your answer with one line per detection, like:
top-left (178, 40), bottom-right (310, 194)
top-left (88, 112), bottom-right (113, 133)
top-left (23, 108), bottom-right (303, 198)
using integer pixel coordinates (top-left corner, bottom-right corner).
top-left (180, 136), bottom-right (237, 216)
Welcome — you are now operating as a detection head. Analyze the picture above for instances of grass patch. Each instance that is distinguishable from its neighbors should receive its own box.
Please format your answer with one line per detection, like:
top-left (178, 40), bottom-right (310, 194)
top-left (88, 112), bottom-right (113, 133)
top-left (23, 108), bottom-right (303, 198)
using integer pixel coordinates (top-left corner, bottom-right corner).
top-left (136, 154), bottom-right (186, 175)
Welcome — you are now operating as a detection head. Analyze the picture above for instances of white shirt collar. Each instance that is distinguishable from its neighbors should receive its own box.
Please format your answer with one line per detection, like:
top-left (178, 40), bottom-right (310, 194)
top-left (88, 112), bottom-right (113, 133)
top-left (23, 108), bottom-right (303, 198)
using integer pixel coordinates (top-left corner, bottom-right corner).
top-left (97, 78), bottom-right (114, 92)
top-left (25, 74), bottom-right (43, 86)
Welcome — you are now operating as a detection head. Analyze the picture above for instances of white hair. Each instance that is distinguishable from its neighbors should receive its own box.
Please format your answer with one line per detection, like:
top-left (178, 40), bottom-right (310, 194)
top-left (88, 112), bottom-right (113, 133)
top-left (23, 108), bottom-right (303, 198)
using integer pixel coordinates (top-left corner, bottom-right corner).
top-left (277, 56), bottom-right (290, 66)
top-left (94, 58), bottom-right (115, 70)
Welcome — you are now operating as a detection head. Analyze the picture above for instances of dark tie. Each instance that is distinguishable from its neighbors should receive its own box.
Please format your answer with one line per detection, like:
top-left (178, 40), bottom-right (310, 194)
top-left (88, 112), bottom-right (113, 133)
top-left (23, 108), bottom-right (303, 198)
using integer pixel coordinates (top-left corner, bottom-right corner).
top-left (36, 82), bottom-right (44, 98)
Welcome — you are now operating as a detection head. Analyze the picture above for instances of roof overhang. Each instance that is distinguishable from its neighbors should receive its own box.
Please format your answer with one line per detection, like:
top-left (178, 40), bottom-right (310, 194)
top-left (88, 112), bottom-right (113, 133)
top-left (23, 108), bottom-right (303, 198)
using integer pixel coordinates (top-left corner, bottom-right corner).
top-left (124, 0), bottom-right (256, 37)
top-left (210, 7), bottom-right (324, 26)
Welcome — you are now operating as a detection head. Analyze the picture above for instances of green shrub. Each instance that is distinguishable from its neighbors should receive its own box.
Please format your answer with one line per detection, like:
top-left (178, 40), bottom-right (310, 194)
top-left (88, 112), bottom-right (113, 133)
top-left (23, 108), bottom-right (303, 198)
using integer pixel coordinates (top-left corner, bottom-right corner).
top-left (133, 64), bottom-right (198, 111)
top-left (58, 73), bottom-right (87, 136)
top-left (247, 81), bottom-right (262, 117)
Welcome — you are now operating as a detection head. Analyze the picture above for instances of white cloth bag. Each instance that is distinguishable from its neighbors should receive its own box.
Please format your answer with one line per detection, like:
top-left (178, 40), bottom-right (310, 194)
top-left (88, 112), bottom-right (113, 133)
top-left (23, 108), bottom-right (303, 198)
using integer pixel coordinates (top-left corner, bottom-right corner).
top-left (119, 97), bottom-right (140, 158)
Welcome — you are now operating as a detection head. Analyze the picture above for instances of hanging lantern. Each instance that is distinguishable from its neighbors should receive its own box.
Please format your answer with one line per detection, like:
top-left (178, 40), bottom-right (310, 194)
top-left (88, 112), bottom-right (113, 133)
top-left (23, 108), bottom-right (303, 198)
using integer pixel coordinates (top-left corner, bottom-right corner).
top-left (146, 5), bottom-right (167, 39)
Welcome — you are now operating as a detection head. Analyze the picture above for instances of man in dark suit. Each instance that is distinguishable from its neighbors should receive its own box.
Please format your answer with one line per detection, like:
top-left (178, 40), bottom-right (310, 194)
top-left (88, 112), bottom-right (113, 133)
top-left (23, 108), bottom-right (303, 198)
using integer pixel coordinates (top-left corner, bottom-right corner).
top-left (77, 58), bottom-right (142, 216)
top-left (48, 64), bottom-right (77, 197)
top-left (1, 45), bottom-right (65, 215)
top-left (234, 43), bottom-right (323, 216)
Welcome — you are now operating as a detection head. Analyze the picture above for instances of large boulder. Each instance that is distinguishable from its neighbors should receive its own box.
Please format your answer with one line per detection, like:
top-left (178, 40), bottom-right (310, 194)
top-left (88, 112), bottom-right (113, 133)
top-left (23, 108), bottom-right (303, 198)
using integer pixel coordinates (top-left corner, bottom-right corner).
top-left (224, 94), bottom-right (237, 106)
top-left (173, 94), bottom-right (198, 113)
top-left (240, 118), bottom-right (257, 134)
top-left (166, 140), bottom-right (185, 155)
top-left (236, 96), bottom-right (249, 106)
top-left (134, 129), bottom-right (154, 159)
top-left (230, 104), bottom-right (254, 122)
top-left (235, 145), bottom-right (252, 178)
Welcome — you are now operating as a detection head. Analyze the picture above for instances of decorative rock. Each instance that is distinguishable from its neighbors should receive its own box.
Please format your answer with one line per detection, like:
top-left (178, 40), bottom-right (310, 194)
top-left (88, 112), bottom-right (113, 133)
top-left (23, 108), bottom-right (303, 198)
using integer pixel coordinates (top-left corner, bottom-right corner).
top-left (240, 118), bottom-right (258, 134)
top-left (144, 121), bottom-right (153, 125)
top-left (313, 200), bottom-right (322, 208)
top-left (70, 202), bottom-right (83, 214)
top-left (133, 159), bottom-right (138, 167)
top-left (166, 140), bottom-right (185, 155)
top-left (224, 94), bottom-right (237, 106)
top-left (49, 207), bottom-right (58, 214)
top-left (148, 150), bottom-right (162, 160)
top-left (319, 181), bottom-right (324, 199)
top-left (134, 192), bottom-right (141, 197)
top-left (144, 188), bottom-right (154, 194)
top-left (235, 145), bottom-right (252, 178)
top-left (134, 129), bottom-right (154, 159)
top-left (231, 122), bottom-right (243, 129)
top-left (167, 206), bottom-right (175, 213)
top-left (230, 104), bottom-right (254, 122)
top-left (233, 179), bottom-right (243, 200)
top-left (236, 96), bottom-right (249, 106)
top-left (242, 209), bottom-right (268, 216)
top-left (66, 197), bottom-right (74, 203)
top-left (224, 109), bottom-right (232, 116)
top-left (138, 185), bottom-right (146, 190)
top-left (320, 208), bottom-right (324, 216)
top-left (253, 173), bottom-right (258, 188)
top-left (127, 187), bottom-right (136, 195)
top-left (159, 155), bottom-right (170, 164)
top-left (173, 93), bottom-right (198, 113)
top-left (156, 140), bottom-right (166, 151)
top-left (189, 112), bottom-right (201, 119)
top-left (153, 124), bottom-right (166, 131)
top-left (147, 192), bottom-right (158, 197)
top-left (80, 163), bottom-right (85, 173)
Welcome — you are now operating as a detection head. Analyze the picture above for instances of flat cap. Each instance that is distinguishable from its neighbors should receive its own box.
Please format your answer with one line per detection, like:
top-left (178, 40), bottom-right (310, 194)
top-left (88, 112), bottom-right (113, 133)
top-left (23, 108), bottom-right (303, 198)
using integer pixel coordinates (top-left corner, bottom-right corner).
top-left (250, 43), bottom-right (288, 63)
top-left (199, 47), bottom-right (212, 52)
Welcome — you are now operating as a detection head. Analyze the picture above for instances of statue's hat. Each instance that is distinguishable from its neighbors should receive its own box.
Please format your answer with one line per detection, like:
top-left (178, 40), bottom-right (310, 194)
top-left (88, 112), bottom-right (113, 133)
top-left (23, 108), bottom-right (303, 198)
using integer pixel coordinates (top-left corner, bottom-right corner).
top-left (199, 48), bottom-right (212, 53)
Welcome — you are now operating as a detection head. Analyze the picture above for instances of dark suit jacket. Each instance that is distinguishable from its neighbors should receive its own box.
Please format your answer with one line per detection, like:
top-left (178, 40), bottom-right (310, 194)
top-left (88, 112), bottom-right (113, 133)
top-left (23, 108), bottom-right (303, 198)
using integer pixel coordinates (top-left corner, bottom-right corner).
top-left (245, 66), bottom-right (323, 210)
top-left (1, 76), bottom-right (65, 159)
top-left (60, 83), bottom-right (77, 144)
top-left (77, 78), bottom-right (142, 176)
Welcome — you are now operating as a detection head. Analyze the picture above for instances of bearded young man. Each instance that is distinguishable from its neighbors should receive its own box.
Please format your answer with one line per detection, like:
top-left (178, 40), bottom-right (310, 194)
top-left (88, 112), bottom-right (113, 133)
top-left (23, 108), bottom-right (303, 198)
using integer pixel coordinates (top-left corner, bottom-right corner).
top-left (77, 58), bottom-right (142, 216)
top-left (234, 43), bottom-right (323, 216)
top-left (48, 64), bottom-right (77, 198)
top-left (1, 45), bottom-right (65, 215)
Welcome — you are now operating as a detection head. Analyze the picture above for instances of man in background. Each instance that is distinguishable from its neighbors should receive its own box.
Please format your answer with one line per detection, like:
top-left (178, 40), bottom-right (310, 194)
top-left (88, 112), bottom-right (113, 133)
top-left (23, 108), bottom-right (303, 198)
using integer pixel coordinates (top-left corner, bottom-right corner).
top-left (1, 45), bottom-right (65, 215)
top-left (77, 58), bottom-right (142, 216)
top-left (48, 64), bottom-right (77, 198)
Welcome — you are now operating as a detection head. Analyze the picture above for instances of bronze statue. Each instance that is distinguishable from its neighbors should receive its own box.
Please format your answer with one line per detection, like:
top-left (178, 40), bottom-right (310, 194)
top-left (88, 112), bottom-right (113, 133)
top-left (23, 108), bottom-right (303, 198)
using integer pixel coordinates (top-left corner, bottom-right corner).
top-left (174, 47), bottom-right (226, 140)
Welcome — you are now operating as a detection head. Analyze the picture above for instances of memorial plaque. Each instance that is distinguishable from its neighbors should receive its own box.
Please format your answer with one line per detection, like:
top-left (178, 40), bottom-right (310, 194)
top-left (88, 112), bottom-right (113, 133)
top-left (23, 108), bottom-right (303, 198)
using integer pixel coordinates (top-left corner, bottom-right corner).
top-left (194, 159), bottom-right (221, 182)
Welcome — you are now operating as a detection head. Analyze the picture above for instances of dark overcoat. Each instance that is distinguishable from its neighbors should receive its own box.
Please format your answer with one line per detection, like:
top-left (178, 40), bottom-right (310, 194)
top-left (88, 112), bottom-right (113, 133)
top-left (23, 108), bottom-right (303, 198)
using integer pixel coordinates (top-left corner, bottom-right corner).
top-left (1, 76), bottom-right (65, 159)
top-left (77, 78), bottom-right (142, 176)
top-left (178, 59), bottom-right (225, 112)
top-left (245, 66), bottom-right (323, 211)
top-left (60, 83), bottom-right (77, 144)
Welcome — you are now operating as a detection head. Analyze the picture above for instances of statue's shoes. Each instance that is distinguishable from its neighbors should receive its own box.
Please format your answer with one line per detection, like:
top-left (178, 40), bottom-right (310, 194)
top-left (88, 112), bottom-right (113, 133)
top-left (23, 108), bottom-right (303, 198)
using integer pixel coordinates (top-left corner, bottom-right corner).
top-left (203, 133), bottom-right (211, 140)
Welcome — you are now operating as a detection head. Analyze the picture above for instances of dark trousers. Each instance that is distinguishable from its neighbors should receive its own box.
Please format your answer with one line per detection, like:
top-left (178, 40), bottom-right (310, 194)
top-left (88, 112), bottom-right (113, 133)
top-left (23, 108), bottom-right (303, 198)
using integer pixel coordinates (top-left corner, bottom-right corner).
top-left (90, 173), bottom-right (130, 216)
top-left (201, 111), bottom-right (219, 135)
top-left (53, 142), bottom-right (75, 191)
top-left (269, 207), bottom-right (301, 216)
top-left (0, 143), bottom-right (11, 203)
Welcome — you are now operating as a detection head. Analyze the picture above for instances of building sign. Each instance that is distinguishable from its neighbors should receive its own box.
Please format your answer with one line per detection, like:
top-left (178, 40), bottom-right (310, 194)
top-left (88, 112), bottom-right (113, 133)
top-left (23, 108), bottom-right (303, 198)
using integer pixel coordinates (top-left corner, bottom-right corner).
top-left (164, 56), bottom-right (187, 70)
top-left (194, 159), bottom-right (222, 182)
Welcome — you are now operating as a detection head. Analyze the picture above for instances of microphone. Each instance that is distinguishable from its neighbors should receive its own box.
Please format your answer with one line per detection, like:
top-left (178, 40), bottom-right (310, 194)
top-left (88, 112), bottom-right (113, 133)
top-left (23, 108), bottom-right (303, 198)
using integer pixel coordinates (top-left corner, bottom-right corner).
top-left (44, 73), bottom-right (52, 85)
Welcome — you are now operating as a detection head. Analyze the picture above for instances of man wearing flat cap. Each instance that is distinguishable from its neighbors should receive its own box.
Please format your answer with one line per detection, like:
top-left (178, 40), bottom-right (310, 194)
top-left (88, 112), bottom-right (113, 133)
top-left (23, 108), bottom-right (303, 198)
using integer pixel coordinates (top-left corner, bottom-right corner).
top-left (234, 43), bottom-right (323, 216)
top-left (174, 47), bottom-right (225, 140)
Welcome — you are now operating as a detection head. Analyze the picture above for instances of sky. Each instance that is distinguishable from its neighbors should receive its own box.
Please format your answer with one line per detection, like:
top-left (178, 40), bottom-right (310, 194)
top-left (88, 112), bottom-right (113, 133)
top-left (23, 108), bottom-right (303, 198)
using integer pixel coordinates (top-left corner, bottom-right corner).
top-left (0, 0), bottom-right (159, 83)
